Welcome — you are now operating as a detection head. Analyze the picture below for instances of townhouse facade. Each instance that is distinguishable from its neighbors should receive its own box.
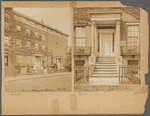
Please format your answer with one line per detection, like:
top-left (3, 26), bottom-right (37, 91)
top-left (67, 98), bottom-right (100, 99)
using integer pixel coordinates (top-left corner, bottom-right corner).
top-left (4, 8), bottom-right (68, 76)
top-left (74, 7), bottom-right (142, 84)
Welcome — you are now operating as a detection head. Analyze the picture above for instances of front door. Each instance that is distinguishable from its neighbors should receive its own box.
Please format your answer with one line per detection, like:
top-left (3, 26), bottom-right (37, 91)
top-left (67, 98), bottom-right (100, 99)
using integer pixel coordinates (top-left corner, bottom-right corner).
top-left (35, 56), bottom-right (41, 67)
top-left (100, 33), bottom-right (112, 56)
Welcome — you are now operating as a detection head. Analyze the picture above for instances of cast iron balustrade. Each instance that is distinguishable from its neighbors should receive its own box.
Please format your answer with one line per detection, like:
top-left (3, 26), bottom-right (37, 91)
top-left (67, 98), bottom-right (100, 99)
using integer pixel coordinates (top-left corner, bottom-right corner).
top-left (121, 46), bottom-right (140, 55)
top-left (74, 66), bottom-right (89, 84)
top-left (74, 46), bottom-right (91, 55)
top-left (119, 65), bottom-right (141, 84)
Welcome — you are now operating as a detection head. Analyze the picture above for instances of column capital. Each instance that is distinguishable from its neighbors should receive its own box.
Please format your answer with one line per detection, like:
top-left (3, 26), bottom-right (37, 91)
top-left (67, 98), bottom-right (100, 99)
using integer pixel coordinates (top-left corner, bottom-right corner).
top-left (91, 22), bottom-right (96, 26)
top-left (116, 20), bottom-right (120, 25)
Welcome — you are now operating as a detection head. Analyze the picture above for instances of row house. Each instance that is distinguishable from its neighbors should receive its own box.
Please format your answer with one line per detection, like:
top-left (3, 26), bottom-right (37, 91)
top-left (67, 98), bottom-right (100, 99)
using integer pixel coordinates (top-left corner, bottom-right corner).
top-left (4, 8), bottom-right (68, 76)
top-left (74, 7), bottom-right (145, 85)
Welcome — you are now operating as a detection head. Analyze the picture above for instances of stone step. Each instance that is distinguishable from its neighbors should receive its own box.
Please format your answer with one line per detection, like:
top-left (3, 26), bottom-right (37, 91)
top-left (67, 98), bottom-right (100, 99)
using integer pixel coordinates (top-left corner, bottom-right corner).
top-left (96, 60), bottom-right (116, 62)
top-left (95, 64), bottom-right (116, 66)
top-left (96, 62), bottom-right (116, 64)
top-left (90, 75), bottom-right (119, 78)
top-left (92, 72), bottom-right (118, 74)
top-left (92, 73), bottom-right (118, 76)
top-left (95, 66), bottom-right (116, 68)
top-left (97, 57), bottom-right (115, 59)
top-left (97, 56), bottom-right (115, 58)
top-left (95, 67), bottom-right (116, 69)
top-left (94, 69), bottom-right (117, 71)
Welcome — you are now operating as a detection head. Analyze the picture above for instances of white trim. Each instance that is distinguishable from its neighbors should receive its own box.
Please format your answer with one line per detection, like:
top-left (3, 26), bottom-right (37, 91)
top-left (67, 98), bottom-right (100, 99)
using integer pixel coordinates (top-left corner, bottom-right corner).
top-left (91, 18), bottom-right (121, 22)
top-left (126, 23), bottom-right (140, 25)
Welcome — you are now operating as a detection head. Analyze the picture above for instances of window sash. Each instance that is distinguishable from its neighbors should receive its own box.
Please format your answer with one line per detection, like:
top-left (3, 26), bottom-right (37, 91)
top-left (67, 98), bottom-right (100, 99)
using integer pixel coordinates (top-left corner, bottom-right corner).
top-left (42, 34), bottom-right (45, 40)
top-left (16, 39), bottom-right (21, 46)
top-left (16, 25), bottom-right (21, 32)
top-left (76, 37), bottom-right (85, 46)
top-left (76, 27), bottom-right (85, 37)
top-left (35, 31), bottom-right (38, 38)
top-left (16, 55), bottom-right (21, 63)
top-left (35, 43), bottom-right (38, 49)
top-left (42, 44), bottom-right (45, 50)
top-left (26, 42), bottom-right (30, 48)
top-left (127, 25), bottom-right (139, 46)
top-left (26, 28), bottom-right (30, 35)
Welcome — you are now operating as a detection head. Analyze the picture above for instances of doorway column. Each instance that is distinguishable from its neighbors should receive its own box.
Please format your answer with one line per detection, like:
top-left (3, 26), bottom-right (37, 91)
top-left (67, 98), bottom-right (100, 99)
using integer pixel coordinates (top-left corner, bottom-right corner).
top-left (95, 27), bottom-right (98, 54)
top-left (91, 22), bottom-right (95, 56)
top-left (116, 20), bottom-right (121, 56)
top-left (100, 33), bottom-right (102, 56)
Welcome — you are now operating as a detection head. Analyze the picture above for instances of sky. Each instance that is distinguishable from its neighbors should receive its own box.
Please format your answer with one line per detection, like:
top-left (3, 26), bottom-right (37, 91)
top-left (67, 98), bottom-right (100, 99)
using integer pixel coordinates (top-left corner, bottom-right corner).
top-left (13, 7), bottom-right (72, 48)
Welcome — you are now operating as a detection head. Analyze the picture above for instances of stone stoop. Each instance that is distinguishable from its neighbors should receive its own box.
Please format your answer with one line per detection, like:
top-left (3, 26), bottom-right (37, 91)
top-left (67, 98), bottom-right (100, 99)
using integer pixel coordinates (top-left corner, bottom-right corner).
top-left (90, 57), bottom-right (119, 78)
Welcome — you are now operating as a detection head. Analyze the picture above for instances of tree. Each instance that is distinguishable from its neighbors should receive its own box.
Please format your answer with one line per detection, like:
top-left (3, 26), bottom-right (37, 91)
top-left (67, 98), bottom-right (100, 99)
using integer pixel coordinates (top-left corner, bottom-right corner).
top-left (64, 48), bottom-right (72, 72)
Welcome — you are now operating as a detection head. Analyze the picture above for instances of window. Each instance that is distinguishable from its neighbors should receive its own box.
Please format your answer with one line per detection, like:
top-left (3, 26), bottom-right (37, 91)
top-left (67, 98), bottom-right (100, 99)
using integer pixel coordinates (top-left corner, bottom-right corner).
top-left (35, 31), bottom-right (38, 38)
top-left (61, 58), bottom-right (63, 64)
top-left (51, 58), bottom-right (53, 64)
top-left (4, 36), bottom-right (11, 46)
top-left (26, 41), bottom-right (30, 49)
top-left (42, 44), bottom-right (45, 51)
top-left (75, 27), bottom-right (85, 46)
top-left (16, 25), bottom-right (21, 33)
top-left (5, 56), bottom-right (8, 66)
top-left (16, 55), bottom-right (21, 64)
top-left (128, 60), bottom-right (138, 66)
top-left (4, 22), bottom-right (9, 31)
top-left (26, 28), bottom-right (30, 36)
top-left (16, 39), bottom-right (21, 47)
top-left (51, 46), bottom-right (53, 53)
top-left (14, 15), bottom-right (21, 21)
top-left (42, 34), bottom-right (45, 40)
top-left (127, 25), bottom-right (139, 46)
top-left (27, 56), bottom-right (30, 64)
top-left (75, 60), bottom-right (85, 66)
top-left (112, 33), bottom-right (114, 52)
top-left (35, 43), bottom-right (38, 49)
top-left (5, 13), bottom-right (10, 19)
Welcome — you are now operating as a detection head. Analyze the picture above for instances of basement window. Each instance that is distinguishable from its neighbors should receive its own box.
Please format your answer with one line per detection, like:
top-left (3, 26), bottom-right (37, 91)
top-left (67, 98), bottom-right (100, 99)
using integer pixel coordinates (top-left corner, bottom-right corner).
top-left (128, 60), bottom-right (138, 66)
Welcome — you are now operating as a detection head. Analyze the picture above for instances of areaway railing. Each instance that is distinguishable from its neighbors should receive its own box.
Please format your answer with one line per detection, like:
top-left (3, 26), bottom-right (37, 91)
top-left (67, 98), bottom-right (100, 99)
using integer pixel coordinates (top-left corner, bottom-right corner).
top-left (119, 65), bottom-right (141, 84)
top-left (74, 66), bottom-right (89, 84)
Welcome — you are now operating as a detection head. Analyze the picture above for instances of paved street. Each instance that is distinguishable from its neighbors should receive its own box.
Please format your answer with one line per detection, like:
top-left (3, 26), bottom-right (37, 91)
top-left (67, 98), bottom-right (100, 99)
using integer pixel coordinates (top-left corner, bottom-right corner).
top-left (5, 72), bottom-right (72, 92)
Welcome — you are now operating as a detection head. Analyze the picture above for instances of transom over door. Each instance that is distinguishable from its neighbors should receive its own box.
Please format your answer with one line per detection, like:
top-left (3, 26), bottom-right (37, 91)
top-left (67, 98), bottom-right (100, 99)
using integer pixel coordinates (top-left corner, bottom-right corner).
top-left (100, 33), bottom-right (112, 56)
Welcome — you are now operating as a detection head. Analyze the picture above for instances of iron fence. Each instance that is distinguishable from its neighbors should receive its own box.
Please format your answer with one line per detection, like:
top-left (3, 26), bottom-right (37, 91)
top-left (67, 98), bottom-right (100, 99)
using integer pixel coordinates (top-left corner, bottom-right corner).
top-left (119, 65), bottom-right (141, 84)
top-left (74, 66), bottom-right (89, 84)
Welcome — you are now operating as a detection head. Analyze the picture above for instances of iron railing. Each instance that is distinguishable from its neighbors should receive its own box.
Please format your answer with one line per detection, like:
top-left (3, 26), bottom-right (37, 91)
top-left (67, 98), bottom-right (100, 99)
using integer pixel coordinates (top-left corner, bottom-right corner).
top-left (74, 46), bottom-right (91, 55)
top-left (74, 66), bottom-right (89, 84)
top-left (121, 46), bottom-right (140, 55)
top-left (119, 65), bottom-right (141, 84)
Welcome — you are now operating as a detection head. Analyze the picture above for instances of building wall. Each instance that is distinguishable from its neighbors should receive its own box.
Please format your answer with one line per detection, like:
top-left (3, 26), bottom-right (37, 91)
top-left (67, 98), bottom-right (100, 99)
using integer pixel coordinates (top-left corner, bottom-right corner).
top-left (85, 26), bottom-right (91, 47)
top-left (4, 8), bottom-right (68, 75)
top-left (74, 9), bottom-right (141, 66)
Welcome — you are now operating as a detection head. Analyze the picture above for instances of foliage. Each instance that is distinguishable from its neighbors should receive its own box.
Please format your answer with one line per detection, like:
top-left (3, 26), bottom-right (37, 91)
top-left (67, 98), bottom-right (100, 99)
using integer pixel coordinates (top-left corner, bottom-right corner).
top-left (64, 48), bottom-right (72, 71)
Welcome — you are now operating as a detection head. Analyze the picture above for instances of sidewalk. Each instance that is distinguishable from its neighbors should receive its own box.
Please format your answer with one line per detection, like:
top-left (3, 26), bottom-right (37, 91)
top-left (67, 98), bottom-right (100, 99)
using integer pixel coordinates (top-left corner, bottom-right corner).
top-left (5, 72), bottom-right (72, 82)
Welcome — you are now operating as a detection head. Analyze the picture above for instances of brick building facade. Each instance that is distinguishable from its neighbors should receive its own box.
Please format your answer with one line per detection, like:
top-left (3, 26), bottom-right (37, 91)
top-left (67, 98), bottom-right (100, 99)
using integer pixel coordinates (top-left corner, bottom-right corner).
top-left (4, 8), bottom-right (68, 76)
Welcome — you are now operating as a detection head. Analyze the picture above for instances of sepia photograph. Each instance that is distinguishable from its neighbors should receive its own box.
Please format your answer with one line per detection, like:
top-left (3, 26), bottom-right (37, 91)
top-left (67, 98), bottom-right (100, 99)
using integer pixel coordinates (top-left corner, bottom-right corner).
top-left (1, 1), bottom-right (149, 115)
top-left (73, 6), bottom-right (146, 92)
top-left (4, 7), bottom-right (72, 92)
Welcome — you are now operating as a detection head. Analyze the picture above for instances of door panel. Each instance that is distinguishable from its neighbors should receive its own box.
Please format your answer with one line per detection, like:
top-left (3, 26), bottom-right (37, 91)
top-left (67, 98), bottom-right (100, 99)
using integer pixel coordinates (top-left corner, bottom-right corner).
top-left (101, 33), bottom-right (112, 56)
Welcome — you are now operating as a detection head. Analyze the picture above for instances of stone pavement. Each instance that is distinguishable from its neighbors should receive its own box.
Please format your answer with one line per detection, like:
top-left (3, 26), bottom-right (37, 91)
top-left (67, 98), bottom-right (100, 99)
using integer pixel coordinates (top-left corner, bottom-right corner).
top-left (89, 77), bottom-right (119, 85)
top-left (5, 72), bottom-right (72, 82)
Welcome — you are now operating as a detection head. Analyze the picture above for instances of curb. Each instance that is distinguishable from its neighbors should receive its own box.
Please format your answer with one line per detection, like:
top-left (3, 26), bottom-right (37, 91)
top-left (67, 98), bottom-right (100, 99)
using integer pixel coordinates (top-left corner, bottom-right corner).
top-left (5, 72), bottom-right (72, 82)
